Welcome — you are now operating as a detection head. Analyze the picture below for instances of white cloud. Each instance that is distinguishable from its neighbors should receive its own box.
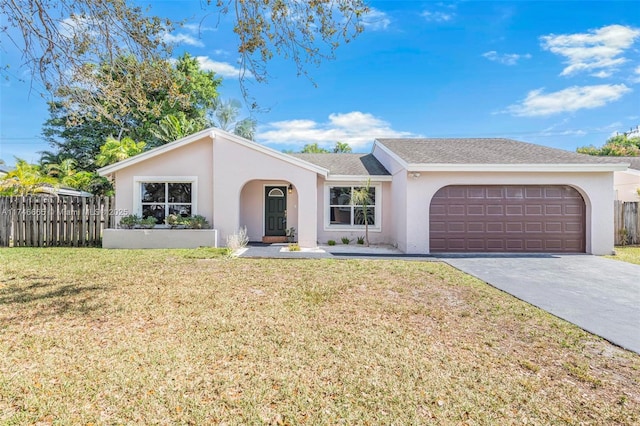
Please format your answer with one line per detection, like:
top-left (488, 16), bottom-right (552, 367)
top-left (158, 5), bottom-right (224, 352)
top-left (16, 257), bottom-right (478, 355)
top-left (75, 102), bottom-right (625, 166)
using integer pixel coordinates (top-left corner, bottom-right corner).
top-left (482, 51), bottom-right (532, 66)
top-left (421, 10), bottom-right (454, 23)
top-left (362, 8), bottom-right (391, 31)
top-left (182, 23), bottom-right (216, 34)
top-left (257, 112), bottom-right (416, 150)
top-left (540, 24), bottom-right (640, 78)
top-left (163, 33), bottom-right (204, 47)
top-left (506, 84), bottom-right (631, 117)
top-left (196, 56), bottom-right (251, 78)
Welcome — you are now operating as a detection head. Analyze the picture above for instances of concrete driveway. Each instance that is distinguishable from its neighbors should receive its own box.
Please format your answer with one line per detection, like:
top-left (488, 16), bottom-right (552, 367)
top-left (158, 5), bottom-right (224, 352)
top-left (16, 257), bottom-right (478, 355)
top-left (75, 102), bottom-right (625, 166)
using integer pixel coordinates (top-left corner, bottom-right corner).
top-left (438, 254), bottom-right (640, 354)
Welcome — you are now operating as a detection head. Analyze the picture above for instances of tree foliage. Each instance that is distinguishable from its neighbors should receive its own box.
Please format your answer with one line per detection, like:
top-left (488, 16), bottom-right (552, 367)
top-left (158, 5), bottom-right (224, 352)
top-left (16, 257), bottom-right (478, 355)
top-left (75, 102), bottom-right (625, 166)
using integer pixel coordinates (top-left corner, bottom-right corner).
top-left (42, 53), bottom-right (221, 169)
top-left (300, 142), bottom-right (353, 153)
top-left (209, 98), bottom-right (256, 140)
top-left (301, 143), bottom-right (330, 153)
top-left (577, 134), bottom-right (640, 156)
top-left (333, 141), bottom-right (352, 153)
top-left (2, 0), bottom-right (368, 115)
top-left (95, 137), bottom-right (146, 167)
top-left (0, 159), bottom-right (57, 196)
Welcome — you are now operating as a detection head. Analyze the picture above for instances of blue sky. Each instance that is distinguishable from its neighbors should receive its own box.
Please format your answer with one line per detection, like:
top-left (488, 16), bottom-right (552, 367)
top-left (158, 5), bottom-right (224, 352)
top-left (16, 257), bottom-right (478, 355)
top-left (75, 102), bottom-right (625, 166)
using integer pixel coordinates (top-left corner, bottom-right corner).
top-left (1, 1), bottom-right (639, 166)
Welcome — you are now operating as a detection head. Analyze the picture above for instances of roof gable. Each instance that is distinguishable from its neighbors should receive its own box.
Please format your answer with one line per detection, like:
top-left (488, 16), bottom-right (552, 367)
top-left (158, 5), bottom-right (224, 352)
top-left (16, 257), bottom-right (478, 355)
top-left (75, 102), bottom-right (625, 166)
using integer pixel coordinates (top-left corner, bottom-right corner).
top-left (97, 127), bottom-right (328, 176)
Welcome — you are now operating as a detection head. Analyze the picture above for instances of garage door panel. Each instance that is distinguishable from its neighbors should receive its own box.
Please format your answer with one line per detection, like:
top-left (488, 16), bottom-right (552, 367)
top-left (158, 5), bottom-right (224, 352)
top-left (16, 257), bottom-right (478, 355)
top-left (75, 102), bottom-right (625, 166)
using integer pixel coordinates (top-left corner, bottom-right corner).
top-left (506, 205), bottom-right (523, 215)
top-left (430, 185), bottom-right (585, 253)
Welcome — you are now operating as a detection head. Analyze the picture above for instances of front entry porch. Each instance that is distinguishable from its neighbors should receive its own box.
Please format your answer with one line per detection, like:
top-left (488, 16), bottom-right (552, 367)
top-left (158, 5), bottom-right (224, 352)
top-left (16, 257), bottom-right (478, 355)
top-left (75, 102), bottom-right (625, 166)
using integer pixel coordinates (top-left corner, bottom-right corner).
top-left (240, 180), bottom-right (298, 244)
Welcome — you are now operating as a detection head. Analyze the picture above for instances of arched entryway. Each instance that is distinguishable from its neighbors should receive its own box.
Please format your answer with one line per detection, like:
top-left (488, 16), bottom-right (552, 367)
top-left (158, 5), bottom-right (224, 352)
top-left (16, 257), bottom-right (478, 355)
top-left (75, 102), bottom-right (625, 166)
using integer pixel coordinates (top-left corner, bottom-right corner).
top-left (239, 180), bottom-right (297, 243)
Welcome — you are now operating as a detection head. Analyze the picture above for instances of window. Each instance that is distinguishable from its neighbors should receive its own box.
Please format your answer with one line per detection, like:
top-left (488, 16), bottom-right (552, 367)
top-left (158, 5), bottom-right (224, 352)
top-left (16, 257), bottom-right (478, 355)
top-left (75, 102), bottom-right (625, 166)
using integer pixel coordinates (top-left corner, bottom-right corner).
top-left (140, 182), bottom-right (192, 224)
top-left (328, 185), bottom-right (377, 227)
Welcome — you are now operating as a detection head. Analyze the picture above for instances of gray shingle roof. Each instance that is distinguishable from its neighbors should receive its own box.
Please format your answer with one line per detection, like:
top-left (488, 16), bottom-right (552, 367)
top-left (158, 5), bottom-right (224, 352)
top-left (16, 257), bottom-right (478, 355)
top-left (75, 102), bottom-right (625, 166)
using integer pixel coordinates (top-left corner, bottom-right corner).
top-left (376, 138), bottom-right (631, 165)
top-left (290, 153), bottom-right (390, 176)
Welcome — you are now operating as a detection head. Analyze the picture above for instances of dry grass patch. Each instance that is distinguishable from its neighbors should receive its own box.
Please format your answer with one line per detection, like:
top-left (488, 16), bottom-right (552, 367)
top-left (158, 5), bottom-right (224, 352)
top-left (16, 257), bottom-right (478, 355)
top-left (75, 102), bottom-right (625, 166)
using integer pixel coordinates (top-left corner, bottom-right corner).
top-left (608, 246), bottom-right (640, 265)
top-left (1, 248), bottom-right (639, 424)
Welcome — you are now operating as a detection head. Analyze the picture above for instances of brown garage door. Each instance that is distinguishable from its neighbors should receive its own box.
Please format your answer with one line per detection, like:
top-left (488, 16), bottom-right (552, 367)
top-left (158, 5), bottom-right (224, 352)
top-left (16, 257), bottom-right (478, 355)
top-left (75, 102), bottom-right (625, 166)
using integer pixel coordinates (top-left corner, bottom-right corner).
top-left (430, 185), bottom-right (585, 253)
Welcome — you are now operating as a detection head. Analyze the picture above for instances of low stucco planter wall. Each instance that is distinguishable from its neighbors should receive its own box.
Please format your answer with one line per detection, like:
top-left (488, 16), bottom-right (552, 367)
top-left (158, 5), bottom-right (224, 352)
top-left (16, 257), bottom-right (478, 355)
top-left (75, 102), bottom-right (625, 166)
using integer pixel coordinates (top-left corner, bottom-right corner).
top-left (103, 229), bottom-right (218, 249)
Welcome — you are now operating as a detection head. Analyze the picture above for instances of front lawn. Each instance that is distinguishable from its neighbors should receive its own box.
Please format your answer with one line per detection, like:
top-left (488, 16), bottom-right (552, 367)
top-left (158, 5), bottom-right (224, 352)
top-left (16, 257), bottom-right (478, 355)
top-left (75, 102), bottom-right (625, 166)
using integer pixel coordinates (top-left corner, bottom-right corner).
top-left (608, 246), bottom-right (640, 265)
top-left (1, 249), bottom-right (638, 424)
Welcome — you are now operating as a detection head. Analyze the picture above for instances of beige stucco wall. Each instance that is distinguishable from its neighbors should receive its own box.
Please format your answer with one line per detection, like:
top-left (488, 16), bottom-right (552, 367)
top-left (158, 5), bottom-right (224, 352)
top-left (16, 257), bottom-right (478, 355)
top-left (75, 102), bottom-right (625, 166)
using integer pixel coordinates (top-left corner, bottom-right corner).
top-left (212, 134), bottom-right (318, 247)
top-left (314, 178), bottom-right (394, 245)
top-left (112, 137), bottom-right (214, 224)
top-left (405, 171), bottom-right (616, 255)
top-left (371, 145), bottom-right (409, 251)
top-left (614, 170), bottom-right (640, 201)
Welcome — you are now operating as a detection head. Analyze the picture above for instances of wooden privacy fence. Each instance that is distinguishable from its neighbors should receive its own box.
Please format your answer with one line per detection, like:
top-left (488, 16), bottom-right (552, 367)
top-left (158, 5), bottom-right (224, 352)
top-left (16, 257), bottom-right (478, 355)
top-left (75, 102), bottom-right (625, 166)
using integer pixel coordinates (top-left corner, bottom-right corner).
top-left (0, 196), bottom-right (115, 247)
top-left (614, 201), bottom-right (640, 245)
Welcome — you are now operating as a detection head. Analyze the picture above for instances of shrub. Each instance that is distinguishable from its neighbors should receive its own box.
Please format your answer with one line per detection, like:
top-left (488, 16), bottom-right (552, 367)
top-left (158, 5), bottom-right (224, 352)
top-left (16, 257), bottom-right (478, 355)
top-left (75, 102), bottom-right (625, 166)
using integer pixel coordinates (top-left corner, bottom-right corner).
top-left (288, 243), bottom-right (300, 252)
top-left (139, 217), bottom-right (157, 229)
top-left (189, 215), bottom-right (210, 229)
top-left (227, 226), bottom-right (249, 250)
top-left (341, 236), bottom-right (351, 245)
top-left (327, 240), bottom-right (336, 246)
top-left (356, 236), bottom-right (365, 245)
top-left (119, 214), bottom-right (140, 229)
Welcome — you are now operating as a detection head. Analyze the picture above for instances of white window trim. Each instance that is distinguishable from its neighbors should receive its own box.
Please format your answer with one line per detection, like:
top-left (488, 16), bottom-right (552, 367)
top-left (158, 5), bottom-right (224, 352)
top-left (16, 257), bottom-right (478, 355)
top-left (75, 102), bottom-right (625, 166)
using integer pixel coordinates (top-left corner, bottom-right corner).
top-left (133, 176), bottom-right (198, 220)
top-left (324, 182), bottom-right (382, 232)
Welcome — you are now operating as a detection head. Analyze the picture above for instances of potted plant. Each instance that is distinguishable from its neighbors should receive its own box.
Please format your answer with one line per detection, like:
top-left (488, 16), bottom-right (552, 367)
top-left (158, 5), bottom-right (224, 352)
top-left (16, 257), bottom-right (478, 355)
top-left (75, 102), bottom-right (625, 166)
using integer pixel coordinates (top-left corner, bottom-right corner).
top-left (286, 226), bottom-right (296, 243)
top-left (189, 215), bottom-right (210, 229)
top-left (138, 217), bottom-right (157, 229)
top-left (119, 214), bottom-right (140, 229)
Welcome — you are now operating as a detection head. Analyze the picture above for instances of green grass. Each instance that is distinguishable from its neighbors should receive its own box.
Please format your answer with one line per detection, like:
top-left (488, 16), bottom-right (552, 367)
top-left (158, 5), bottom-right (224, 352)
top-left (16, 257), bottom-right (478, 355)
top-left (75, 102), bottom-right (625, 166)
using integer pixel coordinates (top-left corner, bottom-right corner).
top-left (1, 248), bottom-right (639, 424)
top-left (608, 246), bottom-right (640, 265)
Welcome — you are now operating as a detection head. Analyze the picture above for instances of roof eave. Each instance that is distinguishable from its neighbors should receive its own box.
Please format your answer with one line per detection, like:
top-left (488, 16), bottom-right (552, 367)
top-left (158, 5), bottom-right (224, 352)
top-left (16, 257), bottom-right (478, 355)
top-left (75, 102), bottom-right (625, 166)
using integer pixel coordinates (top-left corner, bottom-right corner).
top-left (405, 163), bottom-right (630, 172)
top-left (325, 174), bottom-right (392, 182)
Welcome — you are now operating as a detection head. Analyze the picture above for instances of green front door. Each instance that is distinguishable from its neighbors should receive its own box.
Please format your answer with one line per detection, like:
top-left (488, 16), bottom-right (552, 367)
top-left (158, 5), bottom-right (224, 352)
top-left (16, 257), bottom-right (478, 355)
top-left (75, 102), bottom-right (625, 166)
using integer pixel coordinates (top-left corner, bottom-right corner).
top-left (265, 186), bottom-right (287, 236)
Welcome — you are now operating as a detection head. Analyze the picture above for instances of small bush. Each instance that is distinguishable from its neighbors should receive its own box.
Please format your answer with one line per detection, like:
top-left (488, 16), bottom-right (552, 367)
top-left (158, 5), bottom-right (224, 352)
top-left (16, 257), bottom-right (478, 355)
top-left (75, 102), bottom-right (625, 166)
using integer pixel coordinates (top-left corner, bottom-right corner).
top-left (288, 243), bottom-right (301, 252)
top-left (356, 236), bottom-right (365, 245)
top-left (189, 215), bottom-right (210, 229)
top-left (139, 217), bottom-right (157, 229)
top-left (119, 214), bottom-right (141, 229)
top-left (341, 237), bottom-right (351, 245)
top-left (227, 226), bottom-right (249, 250)
top-left (327, 240), bottom-right (336, 246)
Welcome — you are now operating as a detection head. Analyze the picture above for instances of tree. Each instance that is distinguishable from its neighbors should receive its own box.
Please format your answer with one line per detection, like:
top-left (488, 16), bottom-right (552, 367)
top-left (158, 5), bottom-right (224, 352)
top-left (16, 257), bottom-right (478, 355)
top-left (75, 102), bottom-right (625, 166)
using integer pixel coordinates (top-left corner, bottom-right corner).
top-left (2, 1), bottom-right (368, 117)
top-left (350, 179), bottom-right (373, 247)
top-left (0, 159), bottom-right (57, 196)
top-left (42, 53), bottom-right (221, 168)
top-left (209, 98), bottom-right (256, 140)
top-left (150, 113), bottom-right (208, 144)
top-left (301, 143), bottom-right (330, 153)
top-left (577, 134), bottom-right (640, 156)
top-left (95, 137), bottom-right (146, 167)
top-left (333, 142), bottom-right (352, 153)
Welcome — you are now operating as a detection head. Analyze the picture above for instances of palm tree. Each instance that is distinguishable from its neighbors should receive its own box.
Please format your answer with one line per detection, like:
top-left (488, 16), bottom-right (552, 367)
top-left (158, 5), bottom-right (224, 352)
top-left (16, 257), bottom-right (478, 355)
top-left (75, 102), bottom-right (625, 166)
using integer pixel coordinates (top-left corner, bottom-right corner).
top-left (333, 142), bottom-right (352, 153)
top-left (209, 98), bottom-right (257, 140)
top-left (45, 158), bottom-right (78, 180)
top-left (0, 159), bottom-right (57, 195)
top-left (150, 113), bottom-right (207, 143)
top-left (350, 179), bottom-right (373, 246)
top-left (95, 137), bottom-right (146, 167)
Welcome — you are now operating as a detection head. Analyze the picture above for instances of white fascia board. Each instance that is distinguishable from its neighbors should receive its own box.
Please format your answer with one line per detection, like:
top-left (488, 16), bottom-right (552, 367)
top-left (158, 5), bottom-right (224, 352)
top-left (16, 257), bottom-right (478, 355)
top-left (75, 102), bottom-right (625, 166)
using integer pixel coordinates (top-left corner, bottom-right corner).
top-left (372, 140), bottom-right (410, 169)
top-left (97, 128), bottom-right (215, 176)
top-left (405, 163), bottom-right (631, 172)
top-left (214, 129), bottom-right (329, 177)
top-left (325, 175), bottom-right (393, 182)
top-left (621, 167), bottom-right (640, 176)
